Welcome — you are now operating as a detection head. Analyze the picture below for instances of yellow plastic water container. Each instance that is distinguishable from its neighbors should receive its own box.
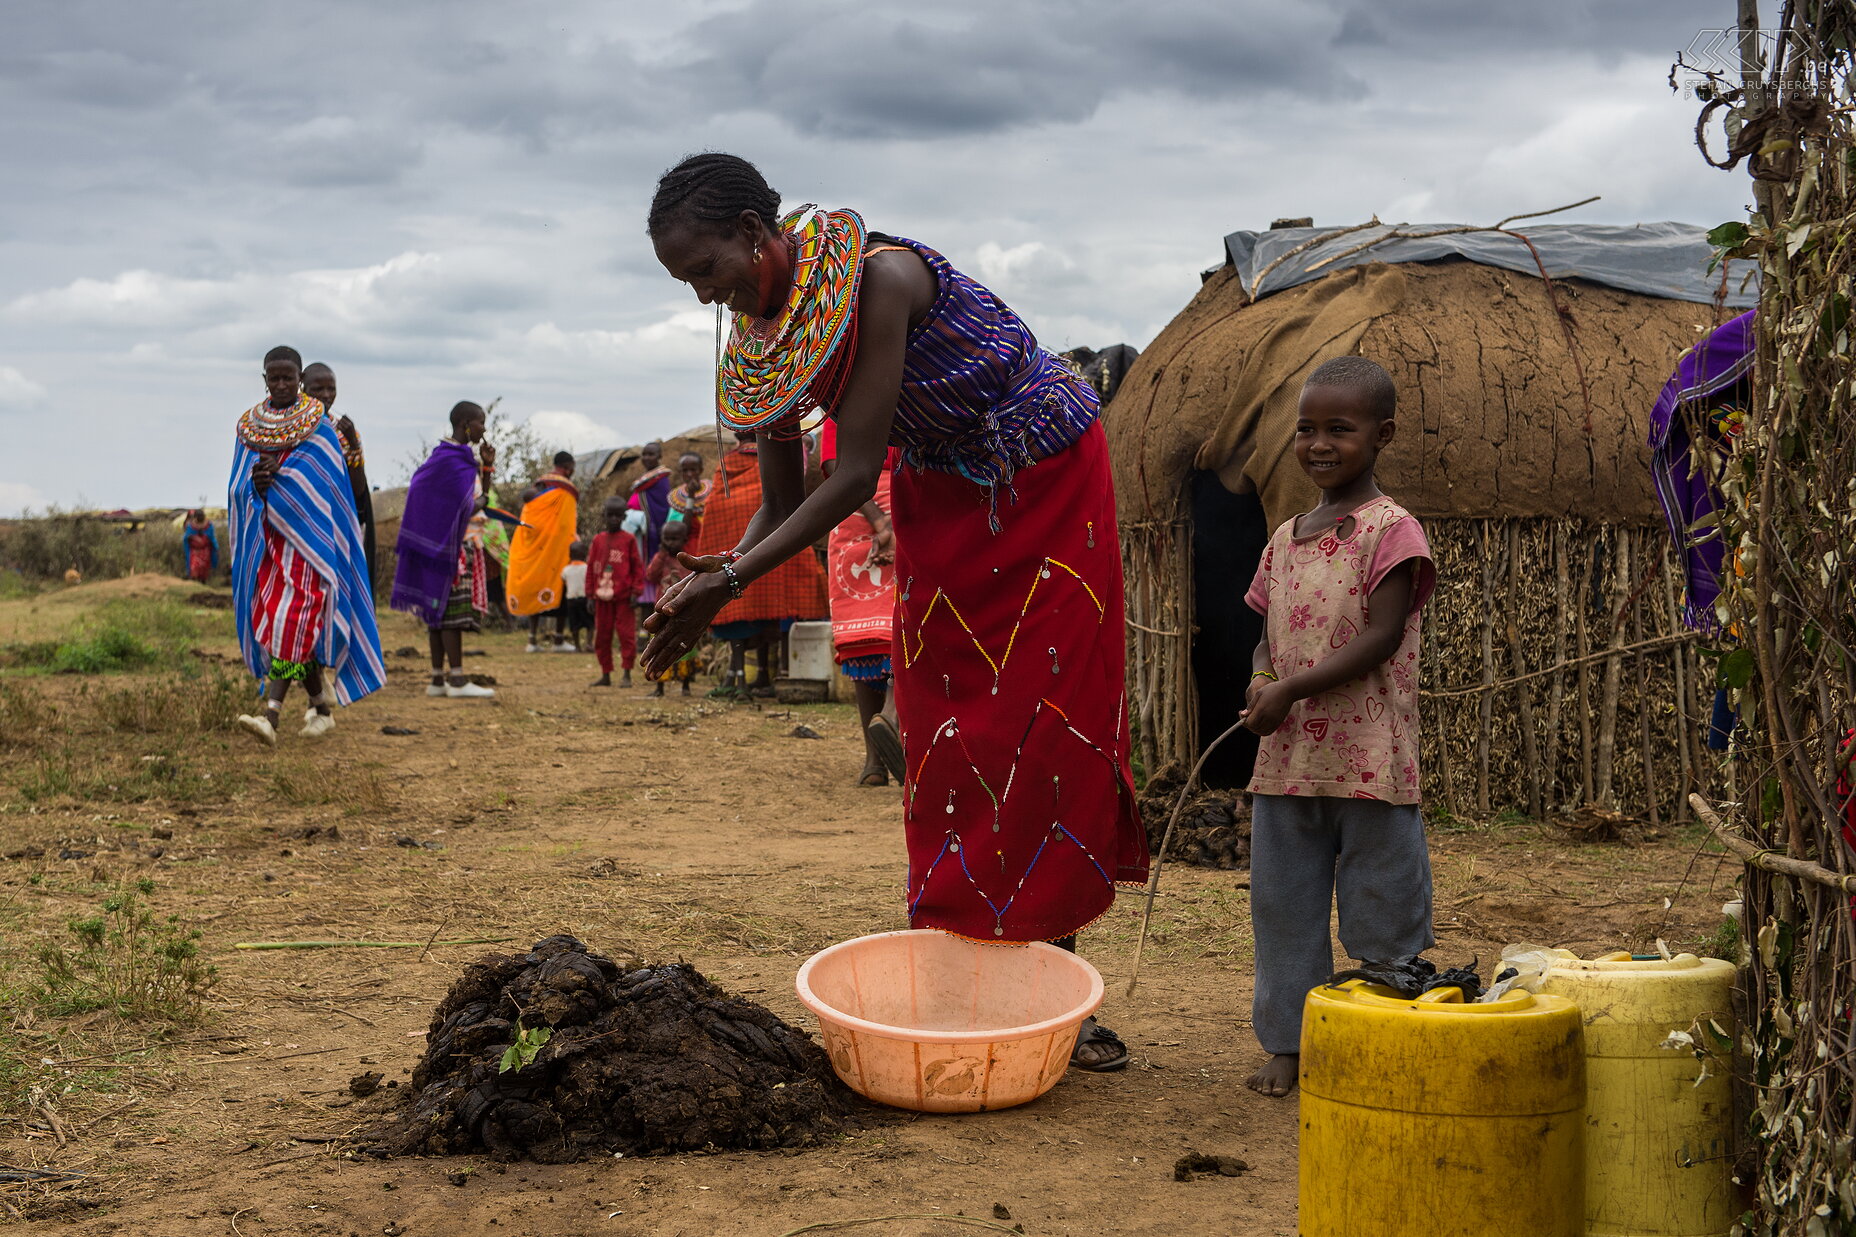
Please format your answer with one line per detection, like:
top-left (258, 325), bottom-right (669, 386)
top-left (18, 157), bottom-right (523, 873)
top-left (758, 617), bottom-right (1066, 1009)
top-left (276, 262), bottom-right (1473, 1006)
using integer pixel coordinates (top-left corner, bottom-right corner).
top-left (1299, 981), bottom-right (1585, 1237)
top-left (1539, 951), bottom-right (1738, 1237)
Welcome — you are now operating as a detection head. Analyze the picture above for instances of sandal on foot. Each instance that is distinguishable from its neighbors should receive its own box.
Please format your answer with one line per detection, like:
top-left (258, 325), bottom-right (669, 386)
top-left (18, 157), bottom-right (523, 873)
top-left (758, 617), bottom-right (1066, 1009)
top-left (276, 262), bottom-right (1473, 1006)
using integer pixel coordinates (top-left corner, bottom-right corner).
top-left (857, 766), bottom-right (889, 788)
top-left (866, 716), bottom-right (906, 784)
top-left (1070, 1017), bottom-right (1129, 1072)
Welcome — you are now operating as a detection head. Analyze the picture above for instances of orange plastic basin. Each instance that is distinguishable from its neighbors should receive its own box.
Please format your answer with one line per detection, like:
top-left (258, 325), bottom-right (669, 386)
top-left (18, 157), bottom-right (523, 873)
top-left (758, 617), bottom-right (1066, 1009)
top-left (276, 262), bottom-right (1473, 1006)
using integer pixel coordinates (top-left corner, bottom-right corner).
top-left (795, 929), bottom-right (1103, 1113)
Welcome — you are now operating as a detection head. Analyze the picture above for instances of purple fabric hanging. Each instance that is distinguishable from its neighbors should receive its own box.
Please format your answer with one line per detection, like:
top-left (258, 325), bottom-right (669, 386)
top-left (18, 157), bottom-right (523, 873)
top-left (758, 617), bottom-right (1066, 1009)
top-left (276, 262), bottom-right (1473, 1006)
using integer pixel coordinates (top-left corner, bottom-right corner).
top-left (391, 440), bottom-right (479, 627)
top-left (1649, 311), bottom-right (1754, 631)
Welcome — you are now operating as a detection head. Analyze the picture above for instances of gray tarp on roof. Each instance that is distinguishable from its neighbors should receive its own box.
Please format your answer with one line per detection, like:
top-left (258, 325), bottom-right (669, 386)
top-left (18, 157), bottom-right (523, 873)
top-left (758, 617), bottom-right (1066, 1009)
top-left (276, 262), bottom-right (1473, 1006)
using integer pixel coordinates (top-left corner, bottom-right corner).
top-left (1223, 220), bottom-right (1757, 309)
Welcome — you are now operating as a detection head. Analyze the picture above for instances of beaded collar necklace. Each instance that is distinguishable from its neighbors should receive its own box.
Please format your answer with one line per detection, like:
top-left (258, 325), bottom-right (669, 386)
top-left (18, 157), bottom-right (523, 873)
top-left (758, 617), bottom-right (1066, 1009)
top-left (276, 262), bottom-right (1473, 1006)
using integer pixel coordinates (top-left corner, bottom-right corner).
top-left (237, 393), bottom-right (325, 452)
top-left (716, 206), bottom-right (867, 433)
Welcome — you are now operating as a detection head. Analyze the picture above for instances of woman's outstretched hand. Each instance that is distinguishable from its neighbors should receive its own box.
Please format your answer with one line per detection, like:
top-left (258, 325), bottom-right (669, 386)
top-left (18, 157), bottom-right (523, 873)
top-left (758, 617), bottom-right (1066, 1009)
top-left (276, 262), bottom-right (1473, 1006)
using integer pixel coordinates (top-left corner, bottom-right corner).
top-left (641, 552), bottom-right (735, 677)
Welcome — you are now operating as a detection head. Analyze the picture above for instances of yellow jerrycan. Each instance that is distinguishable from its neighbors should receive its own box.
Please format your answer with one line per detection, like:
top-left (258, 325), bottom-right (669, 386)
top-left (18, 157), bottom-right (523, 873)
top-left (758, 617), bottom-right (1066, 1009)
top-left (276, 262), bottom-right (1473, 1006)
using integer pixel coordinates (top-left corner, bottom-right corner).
top-left (1299, 981), bottom-right (1585, 1237)
top-left (1538, 951), bottom-right (1738, 1237)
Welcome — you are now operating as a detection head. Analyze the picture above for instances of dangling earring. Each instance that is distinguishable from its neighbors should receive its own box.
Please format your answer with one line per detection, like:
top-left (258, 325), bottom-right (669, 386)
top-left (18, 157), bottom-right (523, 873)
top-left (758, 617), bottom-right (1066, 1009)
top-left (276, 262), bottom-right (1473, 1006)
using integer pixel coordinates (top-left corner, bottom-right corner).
top-left (752, 243), bottom-right (762, 264)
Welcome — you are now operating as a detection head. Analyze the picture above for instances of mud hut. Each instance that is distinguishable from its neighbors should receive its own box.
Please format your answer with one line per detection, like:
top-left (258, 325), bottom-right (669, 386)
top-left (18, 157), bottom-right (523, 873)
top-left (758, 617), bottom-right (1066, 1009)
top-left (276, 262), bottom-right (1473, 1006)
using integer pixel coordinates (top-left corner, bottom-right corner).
top-left (1107, 221), bottom-right (1756, 823)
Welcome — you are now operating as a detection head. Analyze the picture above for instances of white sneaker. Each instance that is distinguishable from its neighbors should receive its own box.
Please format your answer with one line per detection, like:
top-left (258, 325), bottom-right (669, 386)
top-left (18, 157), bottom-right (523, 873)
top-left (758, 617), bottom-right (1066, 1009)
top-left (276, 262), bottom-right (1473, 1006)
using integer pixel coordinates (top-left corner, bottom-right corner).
top-left (552, 642), bottom-right (576, 653)
top-left (445, 681), bottom-right (496, 699)
top-left (301, 711), bottom-right (335, 737)
top-left (426, 682), bottom-right (447, 697)
top-left (525, 642), bottom-right (541, 653)
top-left (236, 713), bottom-right (278, 747)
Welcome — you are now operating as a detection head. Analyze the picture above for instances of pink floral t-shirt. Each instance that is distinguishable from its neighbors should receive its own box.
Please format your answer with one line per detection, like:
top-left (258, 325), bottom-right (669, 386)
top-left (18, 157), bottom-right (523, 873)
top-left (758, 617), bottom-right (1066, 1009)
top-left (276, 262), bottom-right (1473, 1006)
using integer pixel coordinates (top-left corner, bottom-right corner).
top-left (1243, 495), bottom-right (1436, 804)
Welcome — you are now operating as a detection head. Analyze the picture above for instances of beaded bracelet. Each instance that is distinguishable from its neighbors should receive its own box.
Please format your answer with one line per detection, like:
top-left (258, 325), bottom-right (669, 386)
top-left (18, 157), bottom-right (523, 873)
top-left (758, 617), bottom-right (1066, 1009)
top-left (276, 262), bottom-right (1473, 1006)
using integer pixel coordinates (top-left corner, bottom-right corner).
top-left (721, 548), bottom-right (745, 564)
top-left (1250, 670), bottom-right (1279, 682)
top-left (722, 563), bottom-right (745, 599)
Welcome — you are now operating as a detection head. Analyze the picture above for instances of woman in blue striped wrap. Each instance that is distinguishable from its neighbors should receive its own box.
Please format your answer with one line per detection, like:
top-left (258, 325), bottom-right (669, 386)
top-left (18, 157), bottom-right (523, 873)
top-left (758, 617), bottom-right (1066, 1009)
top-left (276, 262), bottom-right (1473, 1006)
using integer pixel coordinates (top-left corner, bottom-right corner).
top-left (228, 345), bottom-right (385, 746)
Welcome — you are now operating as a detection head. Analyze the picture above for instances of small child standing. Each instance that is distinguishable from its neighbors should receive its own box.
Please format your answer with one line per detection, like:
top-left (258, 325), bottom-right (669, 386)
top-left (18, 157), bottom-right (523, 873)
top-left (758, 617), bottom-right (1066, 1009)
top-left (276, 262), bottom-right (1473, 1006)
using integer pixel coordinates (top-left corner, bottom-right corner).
top-left (561, 541), bottom-right (592, 652)
top-left (1240, 356), bottom-right (1437, 1099)
top-left (644, 520), bottom-right (699, 696)
top-left (587, 496), bottom-right (645, 688)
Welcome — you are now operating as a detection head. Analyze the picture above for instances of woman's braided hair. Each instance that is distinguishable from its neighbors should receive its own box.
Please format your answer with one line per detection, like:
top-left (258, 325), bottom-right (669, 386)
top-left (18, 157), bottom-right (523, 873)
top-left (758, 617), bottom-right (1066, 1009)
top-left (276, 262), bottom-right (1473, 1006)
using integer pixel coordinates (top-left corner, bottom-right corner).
top-left (646, 153), bottom-right (781, 239)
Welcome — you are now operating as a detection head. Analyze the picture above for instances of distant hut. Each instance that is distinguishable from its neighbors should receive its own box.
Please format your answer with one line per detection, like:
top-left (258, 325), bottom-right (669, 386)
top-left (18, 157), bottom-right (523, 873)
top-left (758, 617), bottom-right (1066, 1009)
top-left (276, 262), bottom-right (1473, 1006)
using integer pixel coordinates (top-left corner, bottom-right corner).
top-left (1105, 221), bottom-right (1756, 824)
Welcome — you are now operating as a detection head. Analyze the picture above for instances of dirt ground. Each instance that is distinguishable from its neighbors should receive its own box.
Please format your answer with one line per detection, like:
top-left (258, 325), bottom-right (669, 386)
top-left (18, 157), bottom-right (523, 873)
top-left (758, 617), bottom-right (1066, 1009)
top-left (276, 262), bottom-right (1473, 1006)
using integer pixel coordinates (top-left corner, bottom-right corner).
top-left (0, 576), bottom-right (1740, 1237)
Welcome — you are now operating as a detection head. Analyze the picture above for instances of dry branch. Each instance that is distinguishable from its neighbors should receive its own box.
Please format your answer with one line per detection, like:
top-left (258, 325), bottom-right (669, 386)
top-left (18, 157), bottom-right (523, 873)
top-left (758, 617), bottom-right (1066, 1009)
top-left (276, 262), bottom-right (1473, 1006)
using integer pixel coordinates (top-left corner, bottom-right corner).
top-left (1691, 794), bottom-right (1856, 893)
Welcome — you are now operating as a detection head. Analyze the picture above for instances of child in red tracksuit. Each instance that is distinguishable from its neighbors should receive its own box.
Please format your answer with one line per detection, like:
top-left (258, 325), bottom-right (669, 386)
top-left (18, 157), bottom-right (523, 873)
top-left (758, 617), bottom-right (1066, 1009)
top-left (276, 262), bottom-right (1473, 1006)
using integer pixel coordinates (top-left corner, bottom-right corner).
top-left (588, 496), bottom-right (645, 688)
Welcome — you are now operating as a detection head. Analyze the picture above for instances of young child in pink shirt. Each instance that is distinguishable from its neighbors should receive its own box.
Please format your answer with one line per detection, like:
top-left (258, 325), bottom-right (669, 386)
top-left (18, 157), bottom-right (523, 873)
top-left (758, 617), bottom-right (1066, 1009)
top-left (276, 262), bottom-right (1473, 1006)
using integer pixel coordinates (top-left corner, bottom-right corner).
top-left (1240, 356), bottom-right (1438, 1100)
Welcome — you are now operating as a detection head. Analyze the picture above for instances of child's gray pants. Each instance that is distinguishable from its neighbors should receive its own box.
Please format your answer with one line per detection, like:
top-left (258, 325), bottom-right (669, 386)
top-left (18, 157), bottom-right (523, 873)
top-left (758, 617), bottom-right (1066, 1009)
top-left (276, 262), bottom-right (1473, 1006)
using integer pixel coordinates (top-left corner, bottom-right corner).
top-left (1249, 793), bottom-right (1435, 1056)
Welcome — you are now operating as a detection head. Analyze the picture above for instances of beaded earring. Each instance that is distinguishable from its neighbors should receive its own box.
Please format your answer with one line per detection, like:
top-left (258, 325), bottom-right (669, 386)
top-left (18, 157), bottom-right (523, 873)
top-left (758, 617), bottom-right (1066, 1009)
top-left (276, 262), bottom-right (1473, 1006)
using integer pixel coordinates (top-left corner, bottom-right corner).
top-left (752, 243), bottom-right (762, 264)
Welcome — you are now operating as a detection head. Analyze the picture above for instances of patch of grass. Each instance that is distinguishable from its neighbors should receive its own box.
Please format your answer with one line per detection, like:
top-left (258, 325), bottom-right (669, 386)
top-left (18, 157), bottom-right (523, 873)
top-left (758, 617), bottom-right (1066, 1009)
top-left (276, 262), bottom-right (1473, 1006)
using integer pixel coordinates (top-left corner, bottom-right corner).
top-left (0, 679), bottom-right (57, 748)
top-left (1701, 914), bottom-right (1741, 963)
top-left (0, 639), bottom-right (63, 670)
top-left (13, 747), bottom-right (221, 807)
top-left (0, 1023), bottom-right (129, 1130)
top-left (17, 756), bottom-right (76, 802)
top-left (2, 598), bottom-right (210, 678)
top-left (32, 879), bottom-right (215, 1022)
top-left (50, 625), bottom-right (159, 674)
top-left (90, 670), bottom-right (244, 734)
top-left (270, 758), bottom-right (393, 815)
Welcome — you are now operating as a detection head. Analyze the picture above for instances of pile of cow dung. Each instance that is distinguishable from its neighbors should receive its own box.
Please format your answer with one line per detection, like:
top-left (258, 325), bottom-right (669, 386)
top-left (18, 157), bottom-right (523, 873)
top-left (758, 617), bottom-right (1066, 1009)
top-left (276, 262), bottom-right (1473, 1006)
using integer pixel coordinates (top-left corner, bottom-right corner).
top-left (1138, 765), bottom-right (1251, 871)
top-left (362, 936), bottom-right (851, 1162)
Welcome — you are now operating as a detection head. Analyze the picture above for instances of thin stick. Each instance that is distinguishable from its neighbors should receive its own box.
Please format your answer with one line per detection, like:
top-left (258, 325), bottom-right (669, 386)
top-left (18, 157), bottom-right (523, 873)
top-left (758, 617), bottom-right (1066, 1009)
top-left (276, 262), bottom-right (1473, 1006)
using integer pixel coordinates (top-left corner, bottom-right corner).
top-left (1545, 523), bottom-right (1570, 811)
top-left (1242, 217), bottom-right (1383, 301)
top-left (1595, 529), bottom-right (1629, 807)
top-left (185, 1047), bottom-right (344, 1066)
top-left (1126, 720), bottom-right (1249, 997)
top-left (1493, 195), bottom-right (1603, 230)
top-left (232, 937), bottom-right (514, 951)
top-left (230, 1206), bottom-right (254, 1237)
top-left (779, 1213), bottom-right (1025, 1237)
top-left (1691, 795), bottom-right (1856, 893)
top-left (417, 916), bottom-right (451, 964)
top-left (1476, 523), bottom-right (1495, 815)
top-left (1576, 552), bottom-right (1595, 805)
top-left (1505, 524), bottom-right (1544, 818)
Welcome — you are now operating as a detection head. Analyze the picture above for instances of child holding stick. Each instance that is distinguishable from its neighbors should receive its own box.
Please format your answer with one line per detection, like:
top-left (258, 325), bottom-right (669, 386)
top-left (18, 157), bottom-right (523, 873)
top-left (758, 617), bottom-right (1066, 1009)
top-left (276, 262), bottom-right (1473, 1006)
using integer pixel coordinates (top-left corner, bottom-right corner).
top-left (1239, 356), bottom-right (1437, 1098)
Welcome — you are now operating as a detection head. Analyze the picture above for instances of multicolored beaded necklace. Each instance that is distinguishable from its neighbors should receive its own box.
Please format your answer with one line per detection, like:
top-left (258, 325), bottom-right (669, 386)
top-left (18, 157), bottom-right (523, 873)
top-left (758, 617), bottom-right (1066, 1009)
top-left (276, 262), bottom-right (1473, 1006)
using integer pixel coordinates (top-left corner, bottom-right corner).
top-left (237, 393), bottom-right (325, 452)
top-left (668, 478), bottom-right (712, 516)
top-left (716, 206), bottom-right (867, 434)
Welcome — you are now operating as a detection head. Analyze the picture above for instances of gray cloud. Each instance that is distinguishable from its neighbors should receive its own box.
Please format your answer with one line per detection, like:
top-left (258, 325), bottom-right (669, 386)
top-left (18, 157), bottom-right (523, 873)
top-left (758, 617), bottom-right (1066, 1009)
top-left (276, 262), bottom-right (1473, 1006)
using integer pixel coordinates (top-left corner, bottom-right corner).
top-left (0, 0), bottom-right (1755, 512)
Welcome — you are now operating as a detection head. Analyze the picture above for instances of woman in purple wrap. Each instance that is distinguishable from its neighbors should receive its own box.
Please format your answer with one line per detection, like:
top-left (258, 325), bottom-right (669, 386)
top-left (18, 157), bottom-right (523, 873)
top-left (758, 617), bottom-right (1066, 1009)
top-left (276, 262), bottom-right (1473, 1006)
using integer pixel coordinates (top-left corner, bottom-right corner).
top-left (391, 402), bottom-right (498, 699)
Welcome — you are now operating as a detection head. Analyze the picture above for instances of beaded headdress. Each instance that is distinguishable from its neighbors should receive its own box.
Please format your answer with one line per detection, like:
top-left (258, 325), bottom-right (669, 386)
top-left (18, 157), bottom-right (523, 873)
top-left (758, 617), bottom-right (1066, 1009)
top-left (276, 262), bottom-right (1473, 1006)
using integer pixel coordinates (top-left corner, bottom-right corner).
top-left (716, 206), bottom-right (867, 433)
top-left (237, 393), bottom-right (326, 452)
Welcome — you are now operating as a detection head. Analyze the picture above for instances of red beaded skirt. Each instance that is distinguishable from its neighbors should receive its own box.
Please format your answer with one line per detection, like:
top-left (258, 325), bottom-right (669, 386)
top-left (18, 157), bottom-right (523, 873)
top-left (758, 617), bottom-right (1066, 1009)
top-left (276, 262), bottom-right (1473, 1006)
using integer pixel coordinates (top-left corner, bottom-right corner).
top-left (889, 422), bottom-right (1148, 942)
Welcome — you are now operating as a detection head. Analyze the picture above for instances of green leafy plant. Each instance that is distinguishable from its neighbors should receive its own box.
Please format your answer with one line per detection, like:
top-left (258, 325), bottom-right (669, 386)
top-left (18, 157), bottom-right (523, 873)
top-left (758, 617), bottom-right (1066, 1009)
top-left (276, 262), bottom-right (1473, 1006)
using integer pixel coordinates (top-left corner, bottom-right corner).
top-left (497, 1022), bottom-right (552, 1074)
top-left (34, 880), bottom-right (215, 1022)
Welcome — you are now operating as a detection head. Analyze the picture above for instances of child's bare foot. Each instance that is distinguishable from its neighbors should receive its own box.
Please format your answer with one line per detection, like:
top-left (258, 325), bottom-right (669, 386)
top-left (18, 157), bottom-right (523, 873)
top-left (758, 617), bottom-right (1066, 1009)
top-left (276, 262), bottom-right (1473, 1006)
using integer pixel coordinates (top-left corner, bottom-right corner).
top-left (1246, 1053), bottom-right (1299, 1097)
top-left (680, 683), bottom-right (691, 695)
top-left (590, 674), bottom-right (611, 688)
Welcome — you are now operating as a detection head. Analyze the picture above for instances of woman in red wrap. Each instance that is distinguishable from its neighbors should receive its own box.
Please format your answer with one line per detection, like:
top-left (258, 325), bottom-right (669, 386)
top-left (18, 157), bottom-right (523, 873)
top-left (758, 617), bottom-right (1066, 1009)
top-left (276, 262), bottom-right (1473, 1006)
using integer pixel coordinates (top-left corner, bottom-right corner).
top-left (642, 154), bottom-right (1146, 1072)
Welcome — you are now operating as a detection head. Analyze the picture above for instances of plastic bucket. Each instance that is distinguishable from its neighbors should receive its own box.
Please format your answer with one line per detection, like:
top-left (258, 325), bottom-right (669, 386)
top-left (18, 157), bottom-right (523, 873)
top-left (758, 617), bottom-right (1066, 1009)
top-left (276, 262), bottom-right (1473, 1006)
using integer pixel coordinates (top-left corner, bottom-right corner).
top-left (795, 929), bottom-right (1103, 1113)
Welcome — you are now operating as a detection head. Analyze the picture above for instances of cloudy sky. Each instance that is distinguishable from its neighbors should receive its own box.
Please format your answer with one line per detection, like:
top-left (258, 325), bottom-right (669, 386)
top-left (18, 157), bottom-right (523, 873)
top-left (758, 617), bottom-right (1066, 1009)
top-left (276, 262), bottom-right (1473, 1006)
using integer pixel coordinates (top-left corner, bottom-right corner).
top-left (1, 0), bottom-right (1755, 513)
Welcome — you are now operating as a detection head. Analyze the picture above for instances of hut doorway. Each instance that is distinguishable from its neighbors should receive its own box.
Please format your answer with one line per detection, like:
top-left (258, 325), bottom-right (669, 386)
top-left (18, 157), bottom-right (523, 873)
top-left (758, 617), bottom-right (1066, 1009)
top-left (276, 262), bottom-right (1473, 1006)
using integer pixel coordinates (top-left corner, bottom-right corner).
top-left (1189, 470), bottom-right (1268, 789)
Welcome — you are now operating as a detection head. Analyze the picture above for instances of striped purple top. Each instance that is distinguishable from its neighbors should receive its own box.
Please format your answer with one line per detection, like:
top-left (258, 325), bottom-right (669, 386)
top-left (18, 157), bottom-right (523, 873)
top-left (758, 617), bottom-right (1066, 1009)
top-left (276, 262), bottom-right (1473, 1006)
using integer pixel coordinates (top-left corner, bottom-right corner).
top-left (878, 235), bottom-right (1099, 506)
